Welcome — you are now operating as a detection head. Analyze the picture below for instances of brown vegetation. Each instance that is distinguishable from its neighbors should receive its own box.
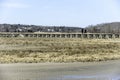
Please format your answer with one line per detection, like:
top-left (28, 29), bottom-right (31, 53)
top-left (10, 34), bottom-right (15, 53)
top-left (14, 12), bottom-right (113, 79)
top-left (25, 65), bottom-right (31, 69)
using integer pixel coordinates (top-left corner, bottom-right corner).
top-left (0, 37), bottom-right (120, 63)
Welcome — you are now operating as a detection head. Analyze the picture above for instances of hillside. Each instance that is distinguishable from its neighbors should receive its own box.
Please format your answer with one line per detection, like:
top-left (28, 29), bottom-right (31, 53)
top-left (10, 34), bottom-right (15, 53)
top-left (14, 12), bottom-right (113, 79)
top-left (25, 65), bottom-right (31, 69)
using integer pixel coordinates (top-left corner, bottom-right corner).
top-left (86, 22), bottom-right (120, 33)
top-left (0, 24), bottom-right (83, 33)
top-left (1, 22), bottom-right (120, 33)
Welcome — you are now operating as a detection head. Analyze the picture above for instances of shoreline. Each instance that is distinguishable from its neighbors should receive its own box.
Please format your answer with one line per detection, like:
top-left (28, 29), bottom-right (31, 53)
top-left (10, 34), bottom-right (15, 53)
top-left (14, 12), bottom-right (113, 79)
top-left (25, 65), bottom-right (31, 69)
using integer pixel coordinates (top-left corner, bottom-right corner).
top-left (0, 59), bottom-right (119, 64)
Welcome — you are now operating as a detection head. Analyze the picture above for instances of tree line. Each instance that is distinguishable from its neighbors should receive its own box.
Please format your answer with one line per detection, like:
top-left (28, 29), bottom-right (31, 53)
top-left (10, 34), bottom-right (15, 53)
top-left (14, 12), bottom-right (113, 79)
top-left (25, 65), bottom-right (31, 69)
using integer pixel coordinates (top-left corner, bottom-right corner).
top-left (0, 22), bottom-right (120, 33)
top-left (86, 22), bottom-right (120, 33)
top-left (0, 24), bottom-right (84, 33)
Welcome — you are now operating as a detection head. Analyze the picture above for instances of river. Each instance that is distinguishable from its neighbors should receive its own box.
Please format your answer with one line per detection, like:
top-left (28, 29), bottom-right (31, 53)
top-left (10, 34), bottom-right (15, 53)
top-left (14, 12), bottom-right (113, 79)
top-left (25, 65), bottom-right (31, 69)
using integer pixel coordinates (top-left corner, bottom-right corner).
top-left (0, 60), bottom-right (120, 80)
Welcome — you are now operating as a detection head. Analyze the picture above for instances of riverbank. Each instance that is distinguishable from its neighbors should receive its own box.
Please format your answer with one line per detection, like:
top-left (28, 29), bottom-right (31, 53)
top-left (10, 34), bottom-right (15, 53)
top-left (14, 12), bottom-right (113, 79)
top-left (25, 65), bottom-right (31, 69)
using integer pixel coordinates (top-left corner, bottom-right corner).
top-left (0, 37), bottom-right (120, 63)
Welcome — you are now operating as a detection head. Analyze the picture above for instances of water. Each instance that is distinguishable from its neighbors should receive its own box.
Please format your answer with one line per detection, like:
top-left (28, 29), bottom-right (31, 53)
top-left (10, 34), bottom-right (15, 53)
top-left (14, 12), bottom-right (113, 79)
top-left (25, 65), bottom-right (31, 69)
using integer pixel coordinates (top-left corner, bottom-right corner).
top-left (0, 61), bottom-right (120, 80)
top-left (62, 75), bottom-right (120, 80)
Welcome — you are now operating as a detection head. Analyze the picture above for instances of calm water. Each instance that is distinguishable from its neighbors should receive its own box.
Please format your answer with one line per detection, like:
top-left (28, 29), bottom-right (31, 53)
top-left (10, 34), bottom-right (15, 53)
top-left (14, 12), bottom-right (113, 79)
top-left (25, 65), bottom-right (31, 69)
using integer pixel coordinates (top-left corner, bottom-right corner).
top-left (63, 75), bottom-right (120, 80)
top-left (0, 61), bottom-right (120, 80)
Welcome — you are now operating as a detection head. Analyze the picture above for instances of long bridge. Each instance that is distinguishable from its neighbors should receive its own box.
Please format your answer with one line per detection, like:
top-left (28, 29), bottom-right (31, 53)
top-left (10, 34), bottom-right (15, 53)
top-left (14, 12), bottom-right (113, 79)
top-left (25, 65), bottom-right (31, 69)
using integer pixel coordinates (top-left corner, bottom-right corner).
top-left (0, 32), bottom-right (120, 39)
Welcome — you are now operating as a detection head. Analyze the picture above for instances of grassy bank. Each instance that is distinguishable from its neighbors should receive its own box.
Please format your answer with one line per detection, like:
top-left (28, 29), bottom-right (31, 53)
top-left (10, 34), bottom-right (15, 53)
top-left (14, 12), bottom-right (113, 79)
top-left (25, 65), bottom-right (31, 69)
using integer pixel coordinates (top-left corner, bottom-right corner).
top-left (0, 37), bottom-right (120, 63)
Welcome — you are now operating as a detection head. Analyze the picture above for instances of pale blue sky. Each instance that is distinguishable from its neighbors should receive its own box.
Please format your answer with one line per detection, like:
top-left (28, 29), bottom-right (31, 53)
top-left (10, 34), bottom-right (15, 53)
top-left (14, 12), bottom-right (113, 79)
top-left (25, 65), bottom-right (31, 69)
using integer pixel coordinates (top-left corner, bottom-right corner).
top-left (0, 0), bottom-right (120, 27)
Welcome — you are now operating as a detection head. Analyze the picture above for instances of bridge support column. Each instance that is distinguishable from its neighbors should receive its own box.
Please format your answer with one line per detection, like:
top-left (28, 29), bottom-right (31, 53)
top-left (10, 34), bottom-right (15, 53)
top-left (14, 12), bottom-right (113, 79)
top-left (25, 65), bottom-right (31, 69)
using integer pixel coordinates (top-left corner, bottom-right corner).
top-left (112, 34), bottom-right (115, 39)
top-left (86, 34), bottom-right (90, 39)
top-left (93, 34), bottom-right (96, 39)
top-left (105, 34), bottom-right (109, 39)
top-left (75, 34), bottom-right (78, 38)
top-left (81, 34), bottom-right (83, 39)
top-left (99, 34), bottom-right (102, 39)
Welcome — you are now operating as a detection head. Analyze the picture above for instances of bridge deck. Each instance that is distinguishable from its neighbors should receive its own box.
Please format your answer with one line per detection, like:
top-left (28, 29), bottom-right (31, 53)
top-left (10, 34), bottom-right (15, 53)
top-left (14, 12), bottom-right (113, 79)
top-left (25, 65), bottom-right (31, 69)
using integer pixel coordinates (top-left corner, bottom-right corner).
top-left (0, 33), bottom-right (120, 39)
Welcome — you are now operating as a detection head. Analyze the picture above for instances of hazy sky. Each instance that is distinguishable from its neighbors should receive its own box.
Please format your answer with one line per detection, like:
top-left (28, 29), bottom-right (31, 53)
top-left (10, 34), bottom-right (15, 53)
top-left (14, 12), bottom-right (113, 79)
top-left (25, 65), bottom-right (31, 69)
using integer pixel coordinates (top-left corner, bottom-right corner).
top-left (0, 0), bottom-right (120, 27)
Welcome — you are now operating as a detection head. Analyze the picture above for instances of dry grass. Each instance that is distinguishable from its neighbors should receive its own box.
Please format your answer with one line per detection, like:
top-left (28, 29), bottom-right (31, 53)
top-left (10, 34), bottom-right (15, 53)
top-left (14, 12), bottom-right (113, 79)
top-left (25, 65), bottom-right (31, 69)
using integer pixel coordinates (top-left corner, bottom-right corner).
top-left (0, 37), bottom-right (120, 63)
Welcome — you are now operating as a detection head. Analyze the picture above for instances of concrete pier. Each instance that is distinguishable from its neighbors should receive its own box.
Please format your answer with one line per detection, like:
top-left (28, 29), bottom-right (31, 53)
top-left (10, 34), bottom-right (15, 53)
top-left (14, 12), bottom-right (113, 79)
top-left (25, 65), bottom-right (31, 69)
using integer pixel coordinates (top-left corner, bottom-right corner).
top-left (0, 33), bottom-right (120, 39)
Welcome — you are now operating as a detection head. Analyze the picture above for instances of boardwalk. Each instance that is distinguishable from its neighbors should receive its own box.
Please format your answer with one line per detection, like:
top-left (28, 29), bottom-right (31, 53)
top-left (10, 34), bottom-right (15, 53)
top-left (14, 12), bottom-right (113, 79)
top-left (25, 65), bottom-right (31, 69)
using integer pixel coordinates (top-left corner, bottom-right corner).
top-left (0, 32), bottom-right (120, 39)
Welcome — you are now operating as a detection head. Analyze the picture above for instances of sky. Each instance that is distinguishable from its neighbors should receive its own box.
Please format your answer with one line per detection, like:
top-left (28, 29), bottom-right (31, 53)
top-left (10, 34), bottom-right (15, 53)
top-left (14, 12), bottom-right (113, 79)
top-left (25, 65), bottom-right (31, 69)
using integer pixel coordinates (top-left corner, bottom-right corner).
top-left (0, 0), bottom-right (120, 27)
